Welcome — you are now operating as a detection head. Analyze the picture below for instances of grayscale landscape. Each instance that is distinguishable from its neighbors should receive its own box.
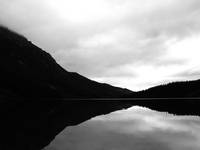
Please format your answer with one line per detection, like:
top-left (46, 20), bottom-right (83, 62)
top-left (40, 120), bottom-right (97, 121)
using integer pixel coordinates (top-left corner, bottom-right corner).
top-left (0, 0), bottom-right (200, 150)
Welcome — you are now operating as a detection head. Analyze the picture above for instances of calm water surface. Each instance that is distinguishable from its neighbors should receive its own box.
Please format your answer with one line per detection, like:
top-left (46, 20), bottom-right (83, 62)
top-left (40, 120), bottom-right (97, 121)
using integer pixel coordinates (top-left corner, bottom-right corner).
top-left (44, 105), bottom-right (200, 150)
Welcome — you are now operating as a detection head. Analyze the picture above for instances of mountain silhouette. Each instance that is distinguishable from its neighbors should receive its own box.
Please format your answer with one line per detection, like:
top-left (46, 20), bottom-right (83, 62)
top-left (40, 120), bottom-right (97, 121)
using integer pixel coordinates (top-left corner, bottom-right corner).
top-left (1, 26), bottom-right (200, 98)
top-left (0, 26), bottom-right (132, 98)
top-left (128, 80), bottom-right (200, 98)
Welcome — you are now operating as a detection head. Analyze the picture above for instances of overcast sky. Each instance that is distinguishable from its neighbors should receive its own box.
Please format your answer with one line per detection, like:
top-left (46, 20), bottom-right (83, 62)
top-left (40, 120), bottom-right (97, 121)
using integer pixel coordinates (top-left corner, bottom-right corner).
top-left (44, 106), bottom-right (200, 150)
top-left (1, 0), bottom-right (200, 90)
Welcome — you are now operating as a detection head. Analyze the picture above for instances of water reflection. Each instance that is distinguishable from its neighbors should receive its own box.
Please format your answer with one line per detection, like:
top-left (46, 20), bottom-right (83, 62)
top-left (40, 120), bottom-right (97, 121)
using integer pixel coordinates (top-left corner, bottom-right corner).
top-left (44, 106), bottom-right (200, 150)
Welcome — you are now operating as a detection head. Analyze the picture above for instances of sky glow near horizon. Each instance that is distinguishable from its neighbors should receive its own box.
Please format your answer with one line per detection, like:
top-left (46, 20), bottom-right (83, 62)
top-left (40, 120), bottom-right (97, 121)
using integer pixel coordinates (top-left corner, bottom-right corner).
top-left (1, 0), bottom-right (200, 90)
top-left (44, 106), bottom-right (200, 150)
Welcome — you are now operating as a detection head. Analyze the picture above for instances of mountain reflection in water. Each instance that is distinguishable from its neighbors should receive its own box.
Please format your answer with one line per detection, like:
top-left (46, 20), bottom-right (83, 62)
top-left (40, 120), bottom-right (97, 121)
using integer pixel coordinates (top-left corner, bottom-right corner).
top-left (44, 106), bottom-right (200, 150)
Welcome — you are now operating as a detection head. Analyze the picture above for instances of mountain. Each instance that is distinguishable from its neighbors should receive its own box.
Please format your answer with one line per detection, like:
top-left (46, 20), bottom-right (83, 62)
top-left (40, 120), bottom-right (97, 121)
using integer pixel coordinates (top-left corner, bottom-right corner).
top-left (0, 26), bottom-right (132, 98)
top-left (127, 80), bottom-right (200, 98)
top-left (0, 26), bottom-right (134, 150)
top-left (1, 25), bottom-right (199, 98)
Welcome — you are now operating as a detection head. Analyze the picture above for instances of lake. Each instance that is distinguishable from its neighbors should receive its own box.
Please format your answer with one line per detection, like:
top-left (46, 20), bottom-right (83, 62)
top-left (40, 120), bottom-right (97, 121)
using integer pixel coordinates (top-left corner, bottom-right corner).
top-left (43, 99), bottom-right (200, 150)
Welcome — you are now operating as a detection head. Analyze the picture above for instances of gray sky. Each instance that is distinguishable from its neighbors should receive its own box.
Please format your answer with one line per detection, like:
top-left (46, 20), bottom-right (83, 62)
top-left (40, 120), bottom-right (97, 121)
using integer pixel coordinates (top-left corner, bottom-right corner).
top-left (44, 106), bottom-right (200, 150)
top-left (1, 0), bottom-right (200, 90)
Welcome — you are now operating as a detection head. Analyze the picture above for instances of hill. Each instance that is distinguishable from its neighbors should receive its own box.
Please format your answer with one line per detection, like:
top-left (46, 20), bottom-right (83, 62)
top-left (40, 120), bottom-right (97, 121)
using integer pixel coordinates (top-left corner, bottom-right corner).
top-left (127, 80), bottom-right (200, 98)
top-left (0, 26), bottom-right (132, 98)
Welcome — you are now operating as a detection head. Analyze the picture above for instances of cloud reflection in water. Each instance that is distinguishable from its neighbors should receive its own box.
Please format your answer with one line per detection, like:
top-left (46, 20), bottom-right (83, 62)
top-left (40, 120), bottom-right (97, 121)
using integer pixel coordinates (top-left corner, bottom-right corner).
top-left (44, 106), bottom-right (200, 150)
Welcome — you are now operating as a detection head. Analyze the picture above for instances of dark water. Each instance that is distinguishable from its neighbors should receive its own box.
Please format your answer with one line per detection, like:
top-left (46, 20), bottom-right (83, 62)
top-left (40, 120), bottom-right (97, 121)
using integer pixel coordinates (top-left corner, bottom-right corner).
top-left (43, 101), bottom-right (200, 150)
top-left (1, 98), bottom-right (200, 150)
top-left (62, 98), bottom-right (200, 116)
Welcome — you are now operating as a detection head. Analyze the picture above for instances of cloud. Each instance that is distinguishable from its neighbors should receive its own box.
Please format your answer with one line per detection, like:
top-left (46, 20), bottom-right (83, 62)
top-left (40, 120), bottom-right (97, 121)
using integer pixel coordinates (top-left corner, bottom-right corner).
top-left (0, 0), bottom-right (200, 90)
top-left (44, 106), bottom-right (200, 150)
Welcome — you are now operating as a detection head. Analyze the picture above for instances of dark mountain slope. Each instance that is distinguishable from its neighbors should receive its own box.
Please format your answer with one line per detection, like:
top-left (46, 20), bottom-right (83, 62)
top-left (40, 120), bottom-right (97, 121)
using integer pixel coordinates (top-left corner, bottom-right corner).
top-left (0, 26), bottom-right (133, 150)
top-left (128, 80), bottom-right (200, 98)
top-left (0, 26), bottom-right (132, 98)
